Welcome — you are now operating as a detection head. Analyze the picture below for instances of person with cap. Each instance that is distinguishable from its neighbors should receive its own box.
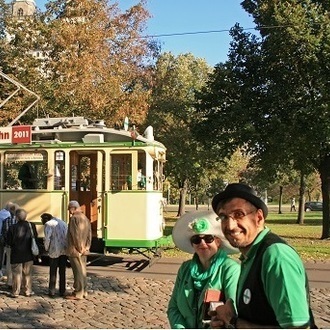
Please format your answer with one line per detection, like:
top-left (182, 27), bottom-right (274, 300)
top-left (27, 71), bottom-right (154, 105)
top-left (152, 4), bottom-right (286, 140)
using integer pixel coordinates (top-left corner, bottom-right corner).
top-left (210, 183), bottom-right (316, 329)
top-left (41, 213), bottom-right (68, 298)
top-left (167, 210), bottom-right (240, 329)
top-left (65, 200), bottom-right (91, 300)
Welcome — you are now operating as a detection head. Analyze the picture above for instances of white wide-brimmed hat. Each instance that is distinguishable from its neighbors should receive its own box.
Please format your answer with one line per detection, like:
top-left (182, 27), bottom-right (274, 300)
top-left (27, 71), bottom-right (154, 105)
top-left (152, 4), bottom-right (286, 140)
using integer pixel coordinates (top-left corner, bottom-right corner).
top-left (172, 210), bottom-right (239, 254)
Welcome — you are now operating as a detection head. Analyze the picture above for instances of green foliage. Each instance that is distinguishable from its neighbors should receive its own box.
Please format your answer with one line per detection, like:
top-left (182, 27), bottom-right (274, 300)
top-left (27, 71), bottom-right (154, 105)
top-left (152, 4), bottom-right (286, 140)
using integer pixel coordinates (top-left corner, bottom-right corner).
top-left (147, 52), bottom-right (214, 213)
top-left (194, 0), bottom-right (330, 236)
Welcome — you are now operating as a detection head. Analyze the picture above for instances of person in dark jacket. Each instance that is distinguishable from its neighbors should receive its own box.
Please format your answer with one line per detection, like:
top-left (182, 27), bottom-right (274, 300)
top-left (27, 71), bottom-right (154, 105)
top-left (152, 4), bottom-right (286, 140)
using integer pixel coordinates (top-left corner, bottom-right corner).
top-left (6, 208), bottom-right (38, 298)
top-left (18, 162), bottom-right (37, 189)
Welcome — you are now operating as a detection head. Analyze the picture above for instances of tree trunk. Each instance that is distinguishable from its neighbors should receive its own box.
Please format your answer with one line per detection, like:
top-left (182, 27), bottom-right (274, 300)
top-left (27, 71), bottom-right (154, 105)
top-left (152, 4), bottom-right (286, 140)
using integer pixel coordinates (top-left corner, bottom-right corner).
top-left (297, 172), bottom-right (305, 224)
top-left (177, 179), bottom-right (188, 217)
top-left (320, 155), bottom-right (330, 239)
top-left (278, 186), bottom-right (283, 214)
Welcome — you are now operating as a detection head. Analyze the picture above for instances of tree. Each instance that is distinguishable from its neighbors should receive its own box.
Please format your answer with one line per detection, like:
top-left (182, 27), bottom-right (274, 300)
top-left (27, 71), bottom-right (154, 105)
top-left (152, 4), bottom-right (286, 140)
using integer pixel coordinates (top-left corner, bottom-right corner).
top-left (195, 0), bottom-right (330, 236)
top-left (0, 0), bottom-right (157, 126)
top-left (41, 0), bottom-right (156, 126)
top-left (147, 52), bottom-right (214, 216)
top-left (0, 4), bottom-right (47, 125)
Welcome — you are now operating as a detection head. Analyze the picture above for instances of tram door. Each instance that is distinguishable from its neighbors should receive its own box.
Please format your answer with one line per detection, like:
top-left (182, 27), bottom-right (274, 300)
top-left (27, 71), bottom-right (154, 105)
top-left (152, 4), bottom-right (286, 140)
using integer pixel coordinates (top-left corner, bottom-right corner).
top-left (69, 151), bottom-right (99, 237)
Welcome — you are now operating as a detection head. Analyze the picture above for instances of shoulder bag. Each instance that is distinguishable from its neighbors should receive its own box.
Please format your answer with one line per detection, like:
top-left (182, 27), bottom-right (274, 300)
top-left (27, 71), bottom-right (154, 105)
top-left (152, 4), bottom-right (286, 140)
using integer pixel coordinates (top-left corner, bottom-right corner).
top-left (28, 222), bottom-right (39, 256)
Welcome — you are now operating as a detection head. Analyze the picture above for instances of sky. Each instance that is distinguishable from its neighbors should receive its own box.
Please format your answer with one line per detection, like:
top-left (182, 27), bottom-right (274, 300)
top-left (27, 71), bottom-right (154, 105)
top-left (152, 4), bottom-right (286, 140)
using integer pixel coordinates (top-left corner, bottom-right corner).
top-left (34, 0), bottom-right (256, 66)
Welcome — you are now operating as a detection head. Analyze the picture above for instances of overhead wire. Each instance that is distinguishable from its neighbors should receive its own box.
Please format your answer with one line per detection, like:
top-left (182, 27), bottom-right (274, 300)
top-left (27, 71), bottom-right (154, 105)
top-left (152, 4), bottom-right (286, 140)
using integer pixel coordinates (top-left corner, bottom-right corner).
top-left (140, 25), bottom-right (309, 39)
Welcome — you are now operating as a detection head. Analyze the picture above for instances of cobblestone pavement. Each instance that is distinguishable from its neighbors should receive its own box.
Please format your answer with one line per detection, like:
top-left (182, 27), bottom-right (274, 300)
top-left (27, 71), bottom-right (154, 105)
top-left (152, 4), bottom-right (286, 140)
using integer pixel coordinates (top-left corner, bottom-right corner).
top-left (0, 270), bottom-right (330, 329)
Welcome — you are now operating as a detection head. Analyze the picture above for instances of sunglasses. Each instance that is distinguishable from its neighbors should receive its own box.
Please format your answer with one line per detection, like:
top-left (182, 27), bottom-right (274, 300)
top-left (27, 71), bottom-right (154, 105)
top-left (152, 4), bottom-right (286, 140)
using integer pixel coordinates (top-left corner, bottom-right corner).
top-left (190, 235), bottom-right (215, 245)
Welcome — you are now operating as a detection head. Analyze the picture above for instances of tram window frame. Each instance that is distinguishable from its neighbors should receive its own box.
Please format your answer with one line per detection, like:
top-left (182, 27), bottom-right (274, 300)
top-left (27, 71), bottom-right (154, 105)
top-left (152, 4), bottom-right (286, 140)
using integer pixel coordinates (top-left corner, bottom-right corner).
top-left (79, 156), bottom-right (91, 191)
top-left (153, 160), bottom-right (162, 191)
top-left (54, 151), bottom-right (65, 190)
top-left (4, 151), bottom-right (48, 190)
top-left (110, 153), bottom-right (132, 191)
top-left (137, 151), bottom-right (147, 190)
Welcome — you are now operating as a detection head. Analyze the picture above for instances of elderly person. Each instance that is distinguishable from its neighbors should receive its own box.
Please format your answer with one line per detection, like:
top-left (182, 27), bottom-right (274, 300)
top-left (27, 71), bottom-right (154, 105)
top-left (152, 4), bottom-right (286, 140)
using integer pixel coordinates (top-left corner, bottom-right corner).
top-left (167, 210), bottom-right (240, 329)
top-left (1, 202), bottom-right (19, 288)
top-left (0, 202), bottom-right (16, 278)
top-left (41, 213), bottom-right (68, 298)
top-left (210, 183), bottom-right (316, 328)
top-left (6, 208), bottom-right (37, 298)
top-left (65, 200), bottom-right (91, 300)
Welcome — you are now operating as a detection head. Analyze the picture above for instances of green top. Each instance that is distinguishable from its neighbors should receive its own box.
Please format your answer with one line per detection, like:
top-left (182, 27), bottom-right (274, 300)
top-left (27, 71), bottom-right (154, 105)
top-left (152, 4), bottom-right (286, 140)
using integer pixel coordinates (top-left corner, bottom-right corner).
top-left (237, 228), bottom-right (310, 328)
top-left (167, 253), bottom-right (240, 329)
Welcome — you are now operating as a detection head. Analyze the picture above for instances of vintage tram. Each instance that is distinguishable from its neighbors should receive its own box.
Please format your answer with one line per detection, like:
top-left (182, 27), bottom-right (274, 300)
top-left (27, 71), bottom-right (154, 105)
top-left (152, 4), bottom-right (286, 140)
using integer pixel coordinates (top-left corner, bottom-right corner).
top-left (0, 116), bottom-right (171, 258)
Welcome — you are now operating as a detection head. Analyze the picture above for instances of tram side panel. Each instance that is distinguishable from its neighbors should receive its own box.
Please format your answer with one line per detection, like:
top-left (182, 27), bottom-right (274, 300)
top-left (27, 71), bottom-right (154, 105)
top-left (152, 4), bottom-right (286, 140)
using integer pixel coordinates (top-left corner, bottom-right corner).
top-left (0, 190), bottom-right (67, 236)
top-left (104, 191), bottom-right (164, 249)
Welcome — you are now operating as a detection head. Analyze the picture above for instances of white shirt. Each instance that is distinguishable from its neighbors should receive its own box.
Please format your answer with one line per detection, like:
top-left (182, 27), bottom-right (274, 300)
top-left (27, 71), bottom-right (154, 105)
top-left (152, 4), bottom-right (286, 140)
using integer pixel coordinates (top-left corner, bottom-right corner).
top-left (137, 170), bottom-right (142, 182)
top-left (44, 218), bottom-right (68, 258)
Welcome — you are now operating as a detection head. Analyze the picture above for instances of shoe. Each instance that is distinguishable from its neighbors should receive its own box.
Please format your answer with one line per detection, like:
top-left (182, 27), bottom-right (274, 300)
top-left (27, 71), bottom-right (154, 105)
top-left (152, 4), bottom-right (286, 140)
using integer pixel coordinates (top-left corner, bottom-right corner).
top-left (25, 291), bottom-right (35, 297)
top-left (48, 293), bottom-right (55, 298)
top-left (65, 294), bottom-right (82, 300)
top-left (10, 293), bottom-right (19, 298)
top-left (3, 284), bottom-right (12, 291)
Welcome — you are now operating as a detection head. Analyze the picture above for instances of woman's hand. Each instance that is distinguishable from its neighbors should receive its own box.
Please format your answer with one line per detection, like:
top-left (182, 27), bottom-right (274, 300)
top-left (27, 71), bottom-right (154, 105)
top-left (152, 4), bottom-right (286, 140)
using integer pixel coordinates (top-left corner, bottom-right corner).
top-left (209, 298), bottom-right (236, 328)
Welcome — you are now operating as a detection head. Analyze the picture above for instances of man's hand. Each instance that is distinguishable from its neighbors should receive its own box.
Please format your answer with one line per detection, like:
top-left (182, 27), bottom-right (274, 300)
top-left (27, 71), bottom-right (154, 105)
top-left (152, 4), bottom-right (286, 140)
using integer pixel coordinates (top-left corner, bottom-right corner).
top-left (210, 298), bottom-right (236, 328)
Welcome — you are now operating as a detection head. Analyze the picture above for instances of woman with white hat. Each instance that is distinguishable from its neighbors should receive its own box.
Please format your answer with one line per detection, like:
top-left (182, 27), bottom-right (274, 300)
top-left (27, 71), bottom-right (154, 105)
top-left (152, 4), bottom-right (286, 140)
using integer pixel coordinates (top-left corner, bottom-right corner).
top-left (167, 210), bottom-right (239, 329)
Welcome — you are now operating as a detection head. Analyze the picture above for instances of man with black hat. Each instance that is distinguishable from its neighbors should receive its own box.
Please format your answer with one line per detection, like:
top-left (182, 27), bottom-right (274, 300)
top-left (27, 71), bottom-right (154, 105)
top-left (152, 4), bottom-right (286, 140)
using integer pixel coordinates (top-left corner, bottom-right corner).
top-left (210, 183), bottom-right (316, 329)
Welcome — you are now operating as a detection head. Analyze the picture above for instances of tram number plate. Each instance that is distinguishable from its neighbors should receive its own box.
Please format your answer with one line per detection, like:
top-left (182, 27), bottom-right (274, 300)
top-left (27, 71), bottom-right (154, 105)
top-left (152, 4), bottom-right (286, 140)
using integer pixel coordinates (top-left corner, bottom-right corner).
top-left (12, 125), bottom-right (32, 144)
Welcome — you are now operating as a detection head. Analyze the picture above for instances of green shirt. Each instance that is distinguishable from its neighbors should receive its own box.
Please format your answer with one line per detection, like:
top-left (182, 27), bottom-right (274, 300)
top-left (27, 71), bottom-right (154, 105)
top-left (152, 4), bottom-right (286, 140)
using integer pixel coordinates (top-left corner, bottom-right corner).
top-left (167, 256), bottom-right (240, 329)
top-left (237, 228), bottom-right (310, 328)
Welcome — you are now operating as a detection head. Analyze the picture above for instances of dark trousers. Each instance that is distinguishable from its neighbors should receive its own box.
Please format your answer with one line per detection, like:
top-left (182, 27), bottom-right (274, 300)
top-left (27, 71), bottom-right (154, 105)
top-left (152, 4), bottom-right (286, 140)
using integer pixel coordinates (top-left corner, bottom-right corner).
top-left (49, 255), bottom-right (67, 295)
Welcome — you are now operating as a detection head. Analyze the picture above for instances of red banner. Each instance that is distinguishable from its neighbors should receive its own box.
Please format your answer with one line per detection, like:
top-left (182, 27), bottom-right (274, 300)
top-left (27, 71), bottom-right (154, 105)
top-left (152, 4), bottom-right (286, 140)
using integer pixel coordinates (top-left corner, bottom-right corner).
top-left (12, 125), bottom-right (32, 144)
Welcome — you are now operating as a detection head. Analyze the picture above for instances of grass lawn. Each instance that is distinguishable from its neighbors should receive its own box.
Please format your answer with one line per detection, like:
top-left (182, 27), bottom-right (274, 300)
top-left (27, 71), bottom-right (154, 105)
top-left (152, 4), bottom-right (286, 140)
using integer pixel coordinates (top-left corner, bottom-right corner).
top-left (162, 206), bottom-right (330, 262)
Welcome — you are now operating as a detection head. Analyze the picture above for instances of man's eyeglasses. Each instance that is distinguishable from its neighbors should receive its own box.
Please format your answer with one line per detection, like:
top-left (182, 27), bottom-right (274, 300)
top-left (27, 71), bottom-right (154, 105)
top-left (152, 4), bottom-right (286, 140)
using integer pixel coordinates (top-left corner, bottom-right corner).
top-left (190, 235), bottom-right (215, 245)
top-left (217, 209), bottom-right (257, 222)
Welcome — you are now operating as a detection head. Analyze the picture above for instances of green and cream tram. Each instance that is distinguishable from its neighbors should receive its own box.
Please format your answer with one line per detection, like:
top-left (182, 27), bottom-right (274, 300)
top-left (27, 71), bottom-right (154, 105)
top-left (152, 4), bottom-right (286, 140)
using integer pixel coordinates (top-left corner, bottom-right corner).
top-left (0, 116), bottom-right (170, 257)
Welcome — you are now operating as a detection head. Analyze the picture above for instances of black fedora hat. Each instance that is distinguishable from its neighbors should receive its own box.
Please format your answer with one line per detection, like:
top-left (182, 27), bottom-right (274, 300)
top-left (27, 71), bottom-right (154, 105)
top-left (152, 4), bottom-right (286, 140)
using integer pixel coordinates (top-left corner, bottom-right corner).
top-left (212, 183), bottom-right (268, 218)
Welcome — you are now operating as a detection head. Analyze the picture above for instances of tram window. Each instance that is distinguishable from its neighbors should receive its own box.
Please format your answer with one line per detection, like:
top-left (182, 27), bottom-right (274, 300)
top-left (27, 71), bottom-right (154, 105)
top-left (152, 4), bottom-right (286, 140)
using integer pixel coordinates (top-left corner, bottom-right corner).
top-left (153, 161), bottom-right (160, 191)
top-left (4, 151), bottom-right (48, 189)
top-left (71, 165), bottom-right (78, 191)
top-left (153, 160), bottom-right (164, 191)
top-left (54, 151), bottom-right (65, 190)
top-left (79, 156), bottom-right (91, 191)
top-left (111, 154), bottom-right (131, 190)
top-left (137, 152), bottom-right (146, 190)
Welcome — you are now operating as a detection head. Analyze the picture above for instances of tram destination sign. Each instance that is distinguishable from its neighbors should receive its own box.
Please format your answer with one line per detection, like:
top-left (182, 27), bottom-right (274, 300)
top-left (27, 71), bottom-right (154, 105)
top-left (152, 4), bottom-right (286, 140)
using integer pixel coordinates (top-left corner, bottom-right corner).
top-left (0, 125), bottom-right (32, 144)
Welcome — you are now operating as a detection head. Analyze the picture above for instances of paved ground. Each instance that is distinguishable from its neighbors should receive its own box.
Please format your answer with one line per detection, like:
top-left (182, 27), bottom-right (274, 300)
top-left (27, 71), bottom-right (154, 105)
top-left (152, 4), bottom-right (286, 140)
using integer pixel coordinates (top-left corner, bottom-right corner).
top-left (0, 257), bottom-right (330, 329)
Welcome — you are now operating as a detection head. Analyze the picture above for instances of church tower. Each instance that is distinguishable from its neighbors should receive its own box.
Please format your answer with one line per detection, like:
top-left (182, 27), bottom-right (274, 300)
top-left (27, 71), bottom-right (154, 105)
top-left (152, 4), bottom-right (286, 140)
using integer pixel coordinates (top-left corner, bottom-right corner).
top-left (11, 0), bottom-right (36, 19)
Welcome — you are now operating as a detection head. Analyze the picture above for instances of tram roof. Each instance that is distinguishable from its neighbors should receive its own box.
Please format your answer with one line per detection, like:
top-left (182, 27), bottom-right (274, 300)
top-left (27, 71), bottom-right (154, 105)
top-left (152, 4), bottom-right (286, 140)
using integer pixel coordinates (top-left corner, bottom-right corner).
top-left (0, 116), bottom-right (165, 150)
top-left (30, 116), bottom-right (165, 148)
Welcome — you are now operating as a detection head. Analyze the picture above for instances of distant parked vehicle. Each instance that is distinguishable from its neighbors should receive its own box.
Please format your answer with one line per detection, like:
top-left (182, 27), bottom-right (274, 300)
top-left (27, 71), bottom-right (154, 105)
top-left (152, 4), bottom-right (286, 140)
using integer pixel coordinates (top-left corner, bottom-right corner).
top-left (304, 201), bottom-right (323, 212)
